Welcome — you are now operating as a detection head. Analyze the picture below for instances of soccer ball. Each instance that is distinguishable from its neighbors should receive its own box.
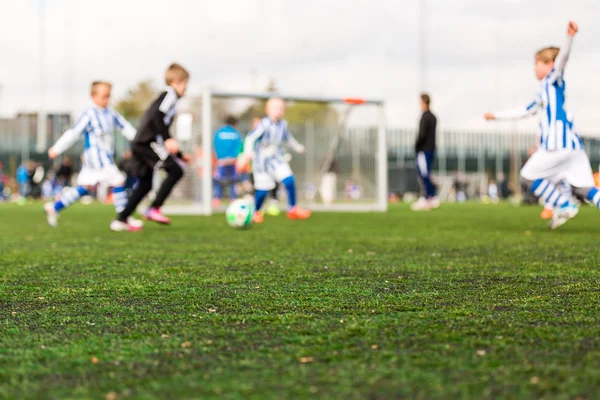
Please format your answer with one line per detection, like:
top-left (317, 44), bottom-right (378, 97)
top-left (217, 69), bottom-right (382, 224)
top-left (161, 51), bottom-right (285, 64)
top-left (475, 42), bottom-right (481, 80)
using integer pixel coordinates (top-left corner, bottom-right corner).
top-left (226, 199), bottom-right (254, 228)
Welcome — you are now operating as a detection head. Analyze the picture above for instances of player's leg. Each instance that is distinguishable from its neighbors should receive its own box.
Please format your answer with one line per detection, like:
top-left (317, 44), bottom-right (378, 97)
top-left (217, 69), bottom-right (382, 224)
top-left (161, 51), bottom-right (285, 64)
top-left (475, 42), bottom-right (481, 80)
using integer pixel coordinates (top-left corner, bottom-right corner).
top-left (113, 145), bottom-right (157, 231)
top-left (44, 184), bottom-right (89, 228)
top-left (113, 175), bottom-right (152, 231)
top-left (212, 165), bottom-right (225, 207)
top-left (144, 156), bottom-right (184, 224)
top-left (274, 163), bottom-right (310, 220)
top-left (43, 167), bottom-right (99, 227)
top-left (252, 171), bottom-right (275, 224)
top-left (224, 165), bottom-right (238, 201)
top-left (521, 150), bottom-right (579, 229)
top-left (566, 150), bottom-right (599, 213)
top-left (266, 182), bottom-right (281, 216)
top-left (412, 151), bottom-right (435, 211)
top-left (104, 165), bottom-right (143, 229)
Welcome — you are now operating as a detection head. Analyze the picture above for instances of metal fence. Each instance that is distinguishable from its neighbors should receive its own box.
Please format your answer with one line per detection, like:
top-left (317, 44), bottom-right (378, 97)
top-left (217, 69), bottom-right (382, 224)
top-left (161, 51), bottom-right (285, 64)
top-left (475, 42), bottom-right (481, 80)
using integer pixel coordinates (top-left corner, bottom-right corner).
top-left (3, 113), bottom-right (600, 184)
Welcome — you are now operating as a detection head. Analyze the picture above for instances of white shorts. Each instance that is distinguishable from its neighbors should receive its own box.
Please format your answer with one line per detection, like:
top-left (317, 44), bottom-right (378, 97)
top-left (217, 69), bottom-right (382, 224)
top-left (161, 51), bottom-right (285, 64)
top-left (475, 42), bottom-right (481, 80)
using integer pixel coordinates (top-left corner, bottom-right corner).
top-left (253, 158), bottom-right (293, 191)
top-left (77, 165), bottom-right (126, 187)
top-left (520, 149), bottom-right (594, 188)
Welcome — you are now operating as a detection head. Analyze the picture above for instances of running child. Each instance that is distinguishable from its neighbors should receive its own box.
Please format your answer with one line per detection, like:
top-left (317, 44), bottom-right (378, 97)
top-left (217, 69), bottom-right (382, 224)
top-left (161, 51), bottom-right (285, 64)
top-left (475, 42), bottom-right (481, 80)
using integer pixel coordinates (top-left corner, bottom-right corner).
top-left (44, 81), bottom-right (142, 229)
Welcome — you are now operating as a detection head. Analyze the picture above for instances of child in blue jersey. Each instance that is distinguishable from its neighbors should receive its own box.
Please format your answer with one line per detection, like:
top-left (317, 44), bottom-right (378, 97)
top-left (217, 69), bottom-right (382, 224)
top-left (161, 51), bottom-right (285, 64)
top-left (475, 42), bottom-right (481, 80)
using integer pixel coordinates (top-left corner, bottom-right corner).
top-left (237, 97), bottom-right (311, 223)
top-left (44, 81), bottom-right (142, 230)
top-left (212, 115), bottom-right (242, 206)
top-left (485, 21), bottom-right (598, 229)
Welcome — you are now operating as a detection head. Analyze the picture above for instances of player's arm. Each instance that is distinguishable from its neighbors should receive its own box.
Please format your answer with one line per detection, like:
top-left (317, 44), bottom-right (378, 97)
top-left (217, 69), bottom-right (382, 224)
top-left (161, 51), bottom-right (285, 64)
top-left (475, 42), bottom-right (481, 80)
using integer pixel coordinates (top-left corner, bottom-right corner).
top-left (152, 91), bottom-right (179, 153)
top-left (484, 98), bottom-right (541, 120)
top-left (112, 110), bottom-right (137, 141)
top-left (242, 123), bottom-right (266, 156)
top-left (548, 21), bottom-right (578, 83)
top-left (283, 126), bottom-right (305, 153)
top-left (236, 124), bottom-right (265, 172)
top-left (48, 114), bottom-right (90, 159)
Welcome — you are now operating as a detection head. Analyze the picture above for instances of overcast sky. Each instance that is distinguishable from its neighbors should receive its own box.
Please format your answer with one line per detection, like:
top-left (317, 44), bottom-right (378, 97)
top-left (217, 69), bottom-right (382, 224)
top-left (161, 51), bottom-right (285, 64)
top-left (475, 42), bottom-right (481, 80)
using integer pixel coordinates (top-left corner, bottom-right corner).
top-left (0, 0), bottom-right (599, 134)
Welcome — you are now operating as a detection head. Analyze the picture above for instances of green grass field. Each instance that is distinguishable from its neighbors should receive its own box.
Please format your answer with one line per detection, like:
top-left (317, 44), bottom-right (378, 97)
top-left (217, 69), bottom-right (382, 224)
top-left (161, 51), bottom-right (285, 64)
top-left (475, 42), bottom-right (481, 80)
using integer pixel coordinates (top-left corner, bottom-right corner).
top-left (2, 203), bottom-right (600, 399)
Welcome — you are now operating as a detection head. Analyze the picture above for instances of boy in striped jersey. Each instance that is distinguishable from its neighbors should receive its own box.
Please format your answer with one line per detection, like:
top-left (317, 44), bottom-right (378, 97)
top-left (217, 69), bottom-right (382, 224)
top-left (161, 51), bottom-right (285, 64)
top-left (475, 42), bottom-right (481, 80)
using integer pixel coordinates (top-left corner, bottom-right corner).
top-left (485, 21), bottom-right (598, 229)
top-left (111, 63), bottom-right (191, 231)
top-left (237, 97), bottom-right (311, 223)
top-left (44, 81), bottom-right (143, 230)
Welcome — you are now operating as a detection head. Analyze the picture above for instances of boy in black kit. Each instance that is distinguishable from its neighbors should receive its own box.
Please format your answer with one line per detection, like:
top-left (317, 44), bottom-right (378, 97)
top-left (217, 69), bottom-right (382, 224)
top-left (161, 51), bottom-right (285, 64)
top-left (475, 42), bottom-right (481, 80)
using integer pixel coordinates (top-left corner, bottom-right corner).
top-left (110, 63), bottom-right (191, 232)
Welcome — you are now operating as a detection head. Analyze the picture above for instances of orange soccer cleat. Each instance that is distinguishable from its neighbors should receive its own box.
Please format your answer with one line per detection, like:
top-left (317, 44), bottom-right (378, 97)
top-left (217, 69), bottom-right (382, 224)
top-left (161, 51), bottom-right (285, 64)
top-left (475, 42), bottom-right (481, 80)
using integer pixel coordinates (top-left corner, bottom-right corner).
top-left (540, 208), bottom-right (553, 220)
top-left (287, 206), bottom-right (311, 220)
top-left (253, 211), bottom-right (265, 224)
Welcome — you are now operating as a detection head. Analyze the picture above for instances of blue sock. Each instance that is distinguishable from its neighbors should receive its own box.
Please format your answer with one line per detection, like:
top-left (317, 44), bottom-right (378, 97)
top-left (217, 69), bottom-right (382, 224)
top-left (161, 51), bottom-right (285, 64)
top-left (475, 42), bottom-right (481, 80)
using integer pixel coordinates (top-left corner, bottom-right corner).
top-left (54, 186), bottom-right (88, 212)
top-left (255, 190), bottom-right (268, 211)
top-left (587, 187), bottom-right (600, 208)
top-left (229, 183), bottom-right (237, 200)
top-left (213, 179), bottom-right (223, 200)
top-left (112, 185), bottom-right (128, 213)
top-left (531, 179), bottom-right (570, 208)
top-left (282, 176), bottom-right (296, 209)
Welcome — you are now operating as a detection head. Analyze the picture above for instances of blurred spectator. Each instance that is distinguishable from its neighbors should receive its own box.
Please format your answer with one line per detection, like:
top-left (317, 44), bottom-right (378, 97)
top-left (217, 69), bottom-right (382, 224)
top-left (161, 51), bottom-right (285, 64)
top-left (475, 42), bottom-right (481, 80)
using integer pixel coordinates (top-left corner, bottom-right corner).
top-left (344, 180), bottom-right (361, 201)
top-left (28, 161), bottom-right (44, 200)
top-left (56, 156), bottom-right (73, 188)
top-left (497, 172), bottom-right (512, 199)
top-left (453, 173), bottom-right (468, 203)
top-left (17, 162), bottom-right (30, 198)
top-left (0, 162), bottom-right (5, 201)
top-left (488, 180), bottom-right (499, 203)
top-left (41, 170), bottom-right (56, 201)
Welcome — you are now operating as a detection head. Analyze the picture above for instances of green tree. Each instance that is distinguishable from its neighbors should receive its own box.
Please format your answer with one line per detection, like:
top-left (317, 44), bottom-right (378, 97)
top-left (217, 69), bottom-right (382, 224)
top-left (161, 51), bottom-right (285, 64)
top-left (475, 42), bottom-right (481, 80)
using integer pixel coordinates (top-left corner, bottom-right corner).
top-left (115, 80), bottom-right (157, 119)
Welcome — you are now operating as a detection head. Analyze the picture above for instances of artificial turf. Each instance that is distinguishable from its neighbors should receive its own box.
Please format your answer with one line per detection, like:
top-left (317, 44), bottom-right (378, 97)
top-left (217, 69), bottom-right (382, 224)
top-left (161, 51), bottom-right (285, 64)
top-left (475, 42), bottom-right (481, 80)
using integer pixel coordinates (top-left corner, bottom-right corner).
top-left (1, 202), bottom-right (600, 399)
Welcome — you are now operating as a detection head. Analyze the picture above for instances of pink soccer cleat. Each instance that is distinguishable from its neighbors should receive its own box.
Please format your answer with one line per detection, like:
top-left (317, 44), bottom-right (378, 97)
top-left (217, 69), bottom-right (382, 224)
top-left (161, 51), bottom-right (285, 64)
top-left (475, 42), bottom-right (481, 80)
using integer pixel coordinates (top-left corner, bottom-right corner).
top-left (143, 207), bottom-right (171, 225)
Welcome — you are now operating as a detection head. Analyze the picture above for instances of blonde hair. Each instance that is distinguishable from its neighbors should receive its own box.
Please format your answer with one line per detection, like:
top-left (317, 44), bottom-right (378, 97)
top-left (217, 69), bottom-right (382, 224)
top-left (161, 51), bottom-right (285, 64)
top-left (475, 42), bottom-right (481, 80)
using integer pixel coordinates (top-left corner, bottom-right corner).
top-left (536, 46), bottom-right (560, 63)
top-left (165, 63), bottom-right (190, 85)
top-left (91, 81), bottom-right (112, 95)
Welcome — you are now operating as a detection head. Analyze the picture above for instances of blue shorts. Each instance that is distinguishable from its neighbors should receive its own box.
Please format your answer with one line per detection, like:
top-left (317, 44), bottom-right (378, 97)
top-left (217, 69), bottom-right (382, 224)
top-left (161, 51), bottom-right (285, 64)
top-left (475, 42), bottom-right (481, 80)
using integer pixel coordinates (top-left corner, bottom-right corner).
top-left (213, 165), bottom-right (238, 183)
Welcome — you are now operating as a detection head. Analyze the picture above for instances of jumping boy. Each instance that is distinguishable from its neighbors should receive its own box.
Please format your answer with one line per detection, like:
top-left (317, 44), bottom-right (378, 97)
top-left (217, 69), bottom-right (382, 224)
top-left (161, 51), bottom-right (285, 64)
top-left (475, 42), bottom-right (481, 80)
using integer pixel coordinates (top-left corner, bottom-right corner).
top-left (484, 21), bottom-right (598, 229)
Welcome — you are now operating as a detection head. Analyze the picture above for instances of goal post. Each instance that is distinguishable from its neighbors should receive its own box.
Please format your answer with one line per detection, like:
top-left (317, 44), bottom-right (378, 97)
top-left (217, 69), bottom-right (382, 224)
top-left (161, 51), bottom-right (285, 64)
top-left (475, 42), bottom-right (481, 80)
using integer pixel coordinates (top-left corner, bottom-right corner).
top-left (162, 89), bottom-right (387, 215)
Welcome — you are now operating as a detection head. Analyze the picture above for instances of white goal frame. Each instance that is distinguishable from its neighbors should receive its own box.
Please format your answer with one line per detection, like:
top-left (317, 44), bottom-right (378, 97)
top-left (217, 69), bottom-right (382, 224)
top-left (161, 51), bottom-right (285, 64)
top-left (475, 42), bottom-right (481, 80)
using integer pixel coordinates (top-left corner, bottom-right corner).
top-left (163, 89), bottom-right (387, 215)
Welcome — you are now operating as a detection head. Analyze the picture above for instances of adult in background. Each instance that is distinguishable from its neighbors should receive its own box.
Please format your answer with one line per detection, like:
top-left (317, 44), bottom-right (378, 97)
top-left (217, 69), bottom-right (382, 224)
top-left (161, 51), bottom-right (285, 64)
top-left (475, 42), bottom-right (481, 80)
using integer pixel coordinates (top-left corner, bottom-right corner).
top-left (56, 156), bottom-right (73, 188)
top-left (212, 115), bottom-right (242, 207)
top-left (412, 93), bottom-right (440, 211)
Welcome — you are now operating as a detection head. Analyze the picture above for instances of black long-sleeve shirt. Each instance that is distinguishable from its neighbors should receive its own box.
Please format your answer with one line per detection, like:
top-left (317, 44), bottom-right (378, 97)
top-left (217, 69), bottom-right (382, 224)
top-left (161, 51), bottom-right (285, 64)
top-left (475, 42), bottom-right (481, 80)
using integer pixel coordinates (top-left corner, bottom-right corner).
top-left (415, 110), bottom-right (437, 153)
top-left (133, 87), bottom-right (179, 146)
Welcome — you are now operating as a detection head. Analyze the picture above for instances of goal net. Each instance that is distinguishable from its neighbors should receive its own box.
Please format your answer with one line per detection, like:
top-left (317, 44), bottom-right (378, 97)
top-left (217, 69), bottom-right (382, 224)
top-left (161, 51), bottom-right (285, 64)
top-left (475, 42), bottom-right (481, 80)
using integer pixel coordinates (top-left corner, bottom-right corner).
top-left (161, 90), bottom-right (387, 215)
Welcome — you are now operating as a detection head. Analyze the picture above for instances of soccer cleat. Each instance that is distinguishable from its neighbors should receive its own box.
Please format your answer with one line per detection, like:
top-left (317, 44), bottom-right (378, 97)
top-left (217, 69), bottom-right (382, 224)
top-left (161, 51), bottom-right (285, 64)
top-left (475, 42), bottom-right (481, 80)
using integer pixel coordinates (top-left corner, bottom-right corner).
top-left (411, 197), bottom-right (431, 211)
top-left (548, 202), bottom-right (579, 230)
top-left (540, 208), bottom-right (553, 220)
top-left (127, 216), bottom-right (144, 229)
top-left (143, 208), bottom-right (171, 225)
top-left (253, 211), bottom-right (265, 224)
top-left (287, 206), bottom-right (311, 220)
top-left (266, 200), bottom-right (281, 216)
top-left (43, 202), bottom-right (58, 228)
top-left (212, 198), bottom-right (221, 208)
top-left (428, 197), bottom-right (441, 209)
top-left (110, 220), bottom-right (143, 232)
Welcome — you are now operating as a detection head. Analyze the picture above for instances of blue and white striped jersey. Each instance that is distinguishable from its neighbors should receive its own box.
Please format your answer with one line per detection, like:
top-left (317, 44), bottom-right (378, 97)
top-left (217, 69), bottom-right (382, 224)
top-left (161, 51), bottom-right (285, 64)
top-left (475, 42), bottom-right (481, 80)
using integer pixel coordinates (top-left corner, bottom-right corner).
top-left (494, 35), bottom-right (582, 151)
top-left (243, 117), bottom-right (304, 160)
top-left (52, 106), bottom-right (136, 169)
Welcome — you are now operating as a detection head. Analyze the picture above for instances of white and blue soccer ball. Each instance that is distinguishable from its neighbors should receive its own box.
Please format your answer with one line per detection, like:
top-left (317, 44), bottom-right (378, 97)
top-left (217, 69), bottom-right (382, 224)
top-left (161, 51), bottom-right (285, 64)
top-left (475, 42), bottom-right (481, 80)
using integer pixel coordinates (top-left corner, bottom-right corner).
top-left (226, 199), bottom-right (254, 229)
